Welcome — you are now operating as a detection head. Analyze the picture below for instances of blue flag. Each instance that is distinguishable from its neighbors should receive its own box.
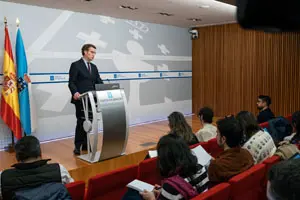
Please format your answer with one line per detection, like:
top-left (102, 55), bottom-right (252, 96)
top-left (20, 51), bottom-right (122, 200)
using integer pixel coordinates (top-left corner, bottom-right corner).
top-left (16, 28), bottom-right (31, 135)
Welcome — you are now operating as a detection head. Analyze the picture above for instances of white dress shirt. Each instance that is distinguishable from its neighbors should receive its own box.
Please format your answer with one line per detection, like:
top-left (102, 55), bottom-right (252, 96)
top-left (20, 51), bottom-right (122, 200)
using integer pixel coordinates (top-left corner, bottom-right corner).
top-left (196, 123), bottom-right (217, 142)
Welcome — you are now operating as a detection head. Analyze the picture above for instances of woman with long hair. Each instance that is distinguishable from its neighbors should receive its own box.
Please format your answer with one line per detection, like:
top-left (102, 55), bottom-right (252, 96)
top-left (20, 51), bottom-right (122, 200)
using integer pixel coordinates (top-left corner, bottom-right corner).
top-left (168, 112), bottom-right (198, 146)
top-left (236, 111), bottom-right (262, 144)
top-left (140, 134), bottom-right (208, 200)
top-left (236, 111), bottom-right (276, 164)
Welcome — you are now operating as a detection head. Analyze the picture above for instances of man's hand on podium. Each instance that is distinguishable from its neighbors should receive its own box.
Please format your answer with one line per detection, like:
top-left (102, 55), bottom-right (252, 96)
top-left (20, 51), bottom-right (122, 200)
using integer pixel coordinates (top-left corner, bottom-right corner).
top-left (73, 92), bottom-right (81, 100)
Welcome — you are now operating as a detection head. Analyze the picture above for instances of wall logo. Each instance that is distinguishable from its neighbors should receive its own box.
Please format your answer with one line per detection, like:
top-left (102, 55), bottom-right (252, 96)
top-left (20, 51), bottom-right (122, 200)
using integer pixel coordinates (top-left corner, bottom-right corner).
top-left (49, 75), bottom-right (67, 81)
top-left (107, 92), bottom-right (113, 99)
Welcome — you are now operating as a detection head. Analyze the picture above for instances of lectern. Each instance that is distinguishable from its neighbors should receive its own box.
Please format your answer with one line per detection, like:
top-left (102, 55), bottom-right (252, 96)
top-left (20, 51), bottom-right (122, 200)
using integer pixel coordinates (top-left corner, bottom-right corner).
top-left (77, 83), bottom-right (129, 163)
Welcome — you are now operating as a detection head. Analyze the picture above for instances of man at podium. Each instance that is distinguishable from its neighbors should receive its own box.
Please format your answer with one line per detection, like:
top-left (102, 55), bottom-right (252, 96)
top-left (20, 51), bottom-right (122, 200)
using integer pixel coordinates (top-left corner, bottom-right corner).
top-left (68, 44), bottom-right (103, 155)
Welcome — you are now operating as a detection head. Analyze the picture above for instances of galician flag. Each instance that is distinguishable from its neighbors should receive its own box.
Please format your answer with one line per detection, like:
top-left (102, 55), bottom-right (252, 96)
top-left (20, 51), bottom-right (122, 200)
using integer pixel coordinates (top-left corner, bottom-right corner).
top-left (1, 25), bottom-right (22, 139)
top-left (16, 26), bottom-right (32, 135)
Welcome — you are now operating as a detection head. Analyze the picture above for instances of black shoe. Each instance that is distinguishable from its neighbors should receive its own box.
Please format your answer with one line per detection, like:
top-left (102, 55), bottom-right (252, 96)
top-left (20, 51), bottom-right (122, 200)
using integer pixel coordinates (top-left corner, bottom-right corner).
top-left (73, 148), bottom-right (80, 155)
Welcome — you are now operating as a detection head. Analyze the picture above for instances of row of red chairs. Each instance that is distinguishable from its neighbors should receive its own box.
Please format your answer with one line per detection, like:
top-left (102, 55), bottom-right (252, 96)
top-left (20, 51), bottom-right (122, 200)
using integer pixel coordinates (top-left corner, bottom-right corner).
top-left (65, 154), bottom-right (281, 200)
top-left (192, 155), bottom-right (281, 200)
top-left (193, 114), bottom-right (292, 199)
top-left (65, 114), bottom-right (292, 200)
top-left (65, 139), bottom-right (223, 200)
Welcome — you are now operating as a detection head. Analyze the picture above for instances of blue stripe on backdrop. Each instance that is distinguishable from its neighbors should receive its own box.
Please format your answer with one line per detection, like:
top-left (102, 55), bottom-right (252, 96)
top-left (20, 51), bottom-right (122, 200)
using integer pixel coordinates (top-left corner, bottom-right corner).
top-left (31, 76), bottom-right (192, 85)
top-left (0, 70), bottom-right (192, 84)
top-left (29, 70), bottom-right (192, 75)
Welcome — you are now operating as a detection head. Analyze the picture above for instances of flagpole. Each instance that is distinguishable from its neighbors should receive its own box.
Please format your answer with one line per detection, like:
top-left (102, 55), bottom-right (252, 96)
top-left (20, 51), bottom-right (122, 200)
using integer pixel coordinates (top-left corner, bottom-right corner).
top-left (3, 17), bottom-right (15, 153)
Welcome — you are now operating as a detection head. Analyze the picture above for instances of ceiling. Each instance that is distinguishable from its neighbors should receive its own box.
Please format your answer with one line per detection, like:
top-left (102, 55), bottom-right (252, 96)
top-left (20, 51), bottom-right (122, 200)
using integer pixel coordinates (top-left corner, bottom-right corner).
top-left (6, 0), bottom-right (237, 27)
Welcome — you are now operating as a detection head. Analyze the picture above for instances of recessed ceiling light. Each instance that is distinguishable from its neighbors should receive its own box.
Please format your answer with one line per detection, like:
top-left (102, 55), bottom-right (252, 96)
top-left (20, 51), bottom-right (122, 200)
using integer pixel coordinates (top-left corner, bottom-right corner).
top-left (158, 12), bottom-right (174, 16)
top-left (199, 5), bottom-right (210, 8)
top-left (187, 18), bottom-right (202, 22)
top-left (119, 5), bottom-right (138, 10)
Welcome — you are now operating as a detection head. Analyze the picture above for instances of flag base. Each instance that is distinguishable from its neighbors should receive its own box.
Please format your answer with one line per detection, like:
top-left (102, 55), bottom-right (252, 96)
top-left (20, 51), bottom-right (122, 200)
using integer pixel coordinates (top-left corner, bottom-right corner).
top-left (4, 143), bottom-right (14, 153)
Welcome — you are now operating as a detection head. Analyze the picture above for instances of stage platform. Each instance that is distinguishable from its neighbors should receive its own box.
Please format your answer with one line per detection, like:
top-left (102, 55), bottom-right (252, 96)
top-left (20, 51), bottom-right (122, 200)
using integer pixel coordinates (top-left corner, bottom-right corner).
top-left (0, 115), bottom-right (202, 183)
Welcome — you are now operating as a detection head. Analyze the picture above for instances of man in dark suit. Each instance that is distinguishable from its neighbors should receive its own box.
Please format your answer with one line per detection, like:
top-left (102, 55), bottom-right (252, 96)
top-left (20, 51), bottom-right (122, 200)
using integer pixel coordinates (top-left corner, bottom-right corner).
top-left (68, 44), bottom-right (103, 155)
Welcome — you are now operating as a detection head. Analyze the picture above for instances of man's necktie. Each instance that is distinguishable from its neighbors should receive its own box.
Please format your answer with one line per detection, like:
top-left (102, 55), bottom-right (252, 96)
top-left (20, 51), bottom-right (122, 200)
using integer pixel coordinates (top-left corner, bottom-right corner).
top-left (87, 62), bottom-right (91, 74)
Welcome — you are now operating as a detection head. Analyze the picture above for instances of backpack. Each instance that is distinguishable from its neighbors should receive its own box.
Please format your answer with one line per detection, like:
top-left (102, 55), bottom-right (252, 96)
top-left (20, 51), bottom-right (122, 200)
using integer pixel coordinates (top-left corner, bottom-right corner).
top-left (267, 116), bottom-right (293, 145)
top-left (13, 182), bottom-right (72, 200)
top-left (162, 175), bottom-right (198, 199)
top-left (275, 143), bottom-right (300, 160)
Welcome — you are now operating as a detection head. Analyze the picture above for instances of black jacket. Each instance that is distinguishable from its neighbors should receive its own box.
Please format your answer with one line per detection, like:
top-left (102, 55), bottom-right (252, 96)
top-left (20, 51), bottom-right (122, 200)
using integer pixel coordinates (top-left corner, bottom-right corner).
top-left (1, 159), bottom-right (63, 200)
top-left (257, 108), bottom-right (275, 124)
top-left (68, 59), bottom-right (103, 104)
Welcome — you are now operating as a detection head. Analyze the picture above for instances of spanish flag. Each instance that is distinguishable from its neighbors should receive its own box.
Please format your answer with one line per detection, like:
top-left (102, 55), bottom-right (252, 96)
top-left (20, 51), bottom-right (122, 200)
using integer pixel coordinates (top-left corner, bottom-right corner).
top-left (1, 25), bottom-right (22, 139)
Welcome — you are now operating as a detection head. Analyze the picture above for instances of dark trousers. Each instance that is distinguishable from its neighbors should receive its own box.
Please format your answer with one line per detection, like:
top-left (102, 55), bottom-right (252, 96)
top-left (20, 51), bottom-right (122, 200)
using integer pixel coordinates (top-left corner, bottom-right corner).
top-left (74, 102), bottom-right (87, 149)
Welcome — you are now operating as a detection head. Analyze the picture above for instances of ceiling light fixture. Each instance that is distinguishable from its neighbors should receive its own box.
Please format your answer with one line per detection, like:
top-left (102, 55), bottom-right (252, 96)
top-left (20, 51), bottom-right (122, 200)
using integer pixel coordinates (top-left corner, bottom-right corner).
top-left (119, 5), bottom-right (138, 10)
top-left (187, 18), bottom-right (202, 22)
top-left (199, 5), bottom-right (210, 8)
top-left (158, 12), bottom-right (174, 16)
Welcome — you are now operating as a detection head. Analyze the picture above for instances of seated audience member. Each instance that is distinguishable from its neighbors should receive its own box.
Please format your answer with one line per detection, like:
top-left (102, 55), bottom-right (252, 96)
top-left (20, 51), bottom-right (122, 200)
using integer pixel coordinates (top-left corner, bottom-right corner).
top-left (236, 111), bottom-right (276, 164)
top-left (168, 111), bottom-right (199, 146)
top-left (196, 107), bottom-right (217, 142)
top-left (257, 95), bottom-right (275, 124)
top-left (208, 116), bottom-right (254, 186)
top-left (124, 134), bottom-right (209, 200)
top-left (267, 159), bottom-right (300, 200)
top-left (0, 136), bottom-right (74, 200)
top-left (283, 111), bottom-right (300, 145)
top-left (144, 112), bottom-right (198, 160)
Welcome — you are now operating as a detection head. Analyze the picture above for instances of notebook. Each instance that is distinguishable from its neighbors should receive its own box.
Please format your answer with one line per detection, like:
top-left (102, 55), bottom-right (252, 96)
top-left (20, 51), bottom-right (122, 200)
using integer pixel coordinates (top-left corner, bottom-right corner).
top-left (148, 150), bottom-right (158, 158)
top-left (191, 145), bottom-right (212, 166)
top-left (127, 179), bottom-right (155, 192)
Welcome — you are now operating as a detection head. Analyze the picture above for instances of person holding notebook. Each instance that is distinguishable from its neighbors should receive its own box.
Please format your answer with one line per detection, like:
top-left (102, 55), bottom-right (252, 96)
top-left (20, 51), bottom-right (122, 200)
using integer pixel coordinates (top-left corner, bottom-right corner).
top-left (123, 134), bottom-right (208, 200)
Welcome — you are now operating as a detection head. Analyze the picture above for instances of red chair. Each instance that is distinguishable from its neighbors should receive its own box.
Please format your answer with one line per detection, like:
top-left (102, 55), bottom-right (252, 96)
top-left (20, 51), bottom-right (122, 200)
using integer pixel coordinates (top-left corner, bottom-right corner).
top-left (138, 157), bottom-right (162, 185)
top-left (66, 181), bottom-right (86, 200)
top-left (263, 156), bottom-right (281, 175)
top-left (229, 164), bottom-right (266, 200)
top-left (259, 122), bottom-right (269, 129)
top-left (191, 183), bottom-right (230, 200)
top-left (286, 115), bottom-right (292, 123)
top-left (199, 142), bottom-right (210, 152)
top-left (207, 138), bottom-right (223, 158)
top-left (260, 156), bottom-right (281, 200)
top-left (85, 164), bottom-right (138, 200)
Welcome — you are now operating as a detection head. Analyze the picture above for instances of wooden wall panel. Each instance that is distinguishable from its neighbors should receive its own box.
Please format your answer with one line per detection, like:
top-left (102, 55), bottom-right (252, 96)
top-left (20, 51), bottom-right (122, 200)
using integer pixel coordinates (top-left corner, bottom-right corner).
top-left (192, 23), bottom-right (300, 117)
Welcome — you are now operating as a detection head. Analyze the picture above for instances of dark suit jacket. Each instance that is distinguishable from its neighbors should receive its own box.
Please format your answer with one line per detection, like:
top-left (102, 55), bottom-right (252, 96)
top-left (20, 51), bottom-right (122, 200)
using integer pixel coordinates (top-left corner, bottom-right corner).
top-left (68, 59), bottom-right (103, 104)
top-left (257, 108), bottom-right (275, 124)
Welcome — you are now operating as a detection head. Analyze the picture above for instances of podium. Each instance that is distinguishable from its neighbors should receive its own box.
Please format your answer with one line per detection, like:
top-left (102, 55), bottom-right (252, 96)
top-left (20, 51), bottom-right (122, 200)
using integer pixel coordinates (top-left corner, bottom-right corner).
top-left (77, 83), bottom-right (129, 163)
